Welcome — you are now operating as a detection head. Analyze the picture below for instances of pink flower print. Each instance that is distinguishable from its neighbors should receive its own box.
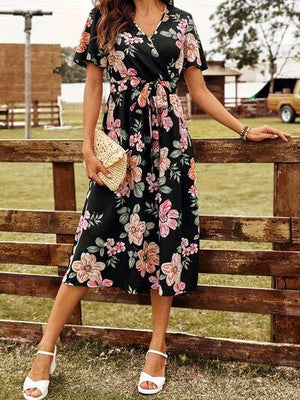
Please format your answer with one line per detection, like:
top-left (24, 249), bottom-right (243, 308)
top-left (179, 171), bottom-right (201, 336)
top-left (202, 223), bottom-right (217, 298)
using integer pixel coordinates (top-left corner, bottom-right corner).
top-left (117, 81), bottom-right (128, 92)
top-left (180, 135), bottom-right (189, 153)
top-left (155, 192), bottom-right (162, 203)
top-left (76, 210), bottom-right (90, 240)
top-left (105, 238), bottom-right (126, 256)
top-left (87, 275), bottom-right (113, 288)
top-left (85, 15), bottom-right (93, 29)
top-left (189, 243), bottom-right (198, 254)
top-left (130, 102), bottom-right (137, 112)
top-left (175, 32), bottom-right (185, 49)
top-left (189, 183), bottom-right (198, 197)
top-left (162, 7), bottom-right (170, 22)
top-left (149, 271), bottom-right (163, 295)
top-left (105, 238), bottom-right (114, 248)
top-left (175, 46), bottom-right (184, 71)
top-left (115, 183), bottom-right (131, 198)
top-left (107, 118), bottom-right (121, 140)
top-left (174, 281), bottom-right (186, 296)
top-left (129, 132), bottom-right (144, 152)
top-left (108, 50), bottom-right (126, 74)
top-left (71, 252), bottom-right (106, 284)
top-left (184, 33), bottom-right (201, 65)
top-left (136, 241), bottom-right (160, 277)
top-left (130, 76), bottom-right (140, 87)
top-left (138, 83), bottom-right (150, 108)
top-left (121, 32), bottom-right (143, 45)
top-left (181, 237), bottom-right (198, 256)
top-left (161, 252), bottom-right (183, 286)
top-left (146, 172), bottom-right (159, 192)
top-left (76, 31), bottom-right (90, 53)
top-left (178, 18), bottom-right (188, 32)
top-left (159, 199), bottom-right (179, 238)
top-left (188, 158), bottom-right (196, 181)
top-left (126, 152), bottom-right (143, 189)
top-left (159, 109), bottom-right (173, 131)
top-left (124, 213), bottom-right (146, 246)
top-left (170, 94), bottom-right (185, 119)
top-left (181, 238), bottom-right (189, 247)
top-left (159, 147), bottom-right (171, 177)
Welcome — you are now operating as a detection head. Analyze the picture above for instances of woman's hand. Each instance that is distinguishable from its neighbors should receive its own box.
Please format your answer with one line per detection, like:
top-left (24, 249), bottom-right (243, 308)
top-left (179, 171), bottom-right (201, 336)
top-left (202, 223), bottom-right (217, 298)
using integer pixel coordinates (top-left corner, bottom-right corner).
top-left (82, 149), bottom-right (112, 187)
top-left (246, 125), bottom-right (293, 142)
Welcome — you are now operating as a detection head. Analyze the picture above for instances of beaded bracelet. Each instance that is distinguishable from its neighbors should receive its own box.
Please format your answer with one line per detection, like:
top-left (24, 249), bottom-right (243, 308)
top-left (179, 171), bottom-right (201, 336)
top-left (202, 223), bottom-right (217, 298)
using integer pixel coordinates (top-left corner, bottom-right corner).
top-left (239, 125), bottom-right (252, 141)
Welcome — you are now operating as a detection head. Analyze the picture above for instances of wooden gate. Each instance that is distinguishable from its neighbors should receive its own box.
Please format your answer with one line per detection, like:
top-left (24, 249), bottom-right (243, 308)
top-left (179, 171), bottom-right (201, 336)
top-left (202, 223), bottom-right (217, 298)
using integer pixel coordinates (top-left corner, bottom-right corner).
top-left (0, 137), bottom-right (299, 367)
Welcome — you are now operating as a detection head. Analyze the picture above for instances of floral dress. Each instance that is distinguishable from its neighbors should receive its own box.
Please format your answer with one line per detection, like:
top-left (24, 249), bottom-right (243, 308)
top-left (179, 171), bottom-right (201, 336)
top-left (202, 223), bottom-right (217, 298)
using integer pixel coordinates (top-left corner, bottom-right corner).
top-left (62, 1), bottom-right (208, 296)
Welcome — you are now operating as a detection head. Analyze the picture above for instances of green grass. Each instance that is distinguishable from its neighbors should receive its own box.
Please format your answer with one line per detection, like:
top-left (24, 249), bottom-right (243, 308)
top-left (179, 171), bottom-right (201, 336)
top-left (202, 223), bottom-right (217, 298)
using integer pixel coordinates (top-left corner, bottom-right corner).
top-left (1, 340), bottom-right (299, 400)
top-left (0, 104), bottom-right (299, 398)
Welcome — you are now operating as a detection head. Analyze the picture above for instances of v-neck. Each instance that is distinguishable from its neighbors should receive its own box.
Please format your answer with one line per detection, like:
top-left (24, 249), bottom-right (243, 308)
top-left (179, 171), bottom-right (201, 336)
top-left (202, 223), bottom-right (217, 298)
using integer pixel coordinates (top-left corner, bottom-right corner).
top-left (133, 3), bottom-right (168, 40)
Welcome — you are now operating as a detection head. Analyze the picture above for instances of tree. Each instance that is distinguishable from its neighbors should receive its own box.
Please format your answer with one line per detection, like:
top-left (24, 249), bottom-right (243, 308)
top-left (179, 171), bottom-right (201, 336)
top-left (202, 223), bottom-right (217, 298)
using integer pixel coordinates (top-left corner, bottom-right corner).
top-left (60, 47), bottom-right (87, 83)
top-left (209, 0), bottom-right (300, 93)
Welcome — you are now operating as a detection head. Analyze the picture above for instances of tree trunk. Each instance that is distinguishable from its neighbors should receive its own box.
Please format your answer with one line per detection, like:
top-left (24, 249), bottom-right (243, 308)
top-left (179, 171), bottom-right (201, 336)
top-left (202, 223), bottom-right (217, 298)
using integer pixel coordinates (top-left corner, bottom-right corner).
top-left (269, 59), bottom-right (277, 94)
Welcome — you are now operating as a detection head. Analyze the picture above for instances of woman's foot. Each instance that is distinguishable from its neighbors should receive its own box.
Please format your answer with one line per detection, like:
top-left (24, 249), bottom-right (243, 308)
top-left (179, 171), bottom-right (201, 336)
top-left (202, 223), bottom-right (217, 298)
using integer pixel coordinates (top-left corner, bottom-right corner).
top-left (24, 343), bottom-right (56, 398)
top-left (139, 342), bottom-right (167, 390)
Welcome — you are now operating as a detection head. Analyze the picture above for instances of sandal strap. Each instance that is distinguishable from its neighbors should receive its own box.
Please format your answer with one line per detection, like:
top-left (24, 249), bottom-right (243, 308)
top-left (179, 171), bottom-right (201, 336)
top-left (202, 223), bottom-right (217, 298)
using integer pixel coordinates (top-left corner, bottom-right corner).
top-left (35, 345), bottom-right (57, 357)
top-left (146, 349), bottom-right (168, 359)
top-left (138, 371), bottom-right (166, 388)
top-left (36, 350), bottom-right (55, 356)
top-left (23, 375), bottom-right (50, 393)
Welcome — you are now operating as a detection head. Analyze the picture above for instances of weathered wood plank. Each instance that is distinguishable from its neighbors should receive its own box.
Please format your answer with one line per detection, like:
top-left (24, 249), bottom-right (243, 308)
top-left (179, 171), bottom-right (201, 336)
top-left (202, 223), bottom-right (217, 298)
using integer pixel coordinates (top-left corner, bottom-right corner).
top-left (193, 137), bottom-right (300, 163)
top-left (0, 272), bottom-right (300, 316)
top-left (0, 319), bottom-right (43, 342)
top-left (0, 138), bottom-right (299, 163)
top-left (1, 320), bottom-right (300, 367)
top-left (199, 215), bottom-right (291, 243)
top-left (0, 242), bottom-right (71, 265)
top-left (0, 209), bottom-right (80, 234)
top-left (1, 243), bottom-right (299, 277)
top-left (52, 162), bottom-right (82, 326)
top-left (199, 248), bottom-right (300, 277)
top-left (0, 210), bottom-right (293, 243)
top-left (0, 140), bottom-right (83, 162)
top-left (272, 163), bottom-right (300, 344)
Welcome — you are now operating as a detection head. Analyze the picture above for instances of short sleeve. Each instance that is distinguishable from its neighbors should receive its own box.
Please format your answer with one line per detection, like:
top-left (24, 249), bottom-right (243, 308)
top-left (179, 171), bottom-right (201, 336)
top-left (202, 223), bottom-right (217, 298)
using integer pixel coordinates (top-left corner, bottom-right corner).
top-left (73, 7), bottom-right (107, 69)
top-left (183, 13), bottom-right (208, 72)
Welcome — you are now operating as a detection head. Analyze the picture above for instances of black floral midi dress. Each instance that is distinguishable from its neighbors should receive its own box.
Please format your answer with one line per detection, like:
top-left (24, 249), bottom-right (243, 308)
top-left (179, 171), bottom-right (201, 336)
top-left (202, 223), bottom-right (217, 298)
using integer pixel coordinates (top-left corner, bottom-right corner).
top-left (62, 2), bottom-right (208, 296)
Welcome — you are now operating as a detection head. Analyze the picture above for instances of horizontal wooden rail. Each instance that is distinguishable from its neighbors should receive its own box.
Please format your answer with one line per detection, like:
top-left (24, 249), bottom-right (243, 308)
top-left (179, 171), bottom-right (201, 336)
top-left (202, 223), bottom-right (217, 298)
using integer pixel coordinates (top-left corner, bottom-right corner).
top-left (0, 138), bottom-right (299, 163)
top-left (0, 210), bottom-right (297, 243)
top-left (1, 320), bottom-right (300, 367)
top-left (0, 242), bottom-right (300, 277)
top-left (1, 272), bottom-right (300, 316)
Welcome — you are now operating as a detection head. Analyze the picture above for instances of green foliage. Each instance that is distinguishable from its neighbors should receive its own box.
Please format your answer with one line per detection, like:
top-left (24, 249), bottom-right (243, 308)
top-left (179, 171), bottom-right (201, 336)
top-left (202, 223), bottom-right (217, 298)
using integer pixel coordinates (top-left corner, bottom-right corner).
top-left (209, 0), bottom-right (300, 74)
top-left (59, 46), bottom-right (87, 83)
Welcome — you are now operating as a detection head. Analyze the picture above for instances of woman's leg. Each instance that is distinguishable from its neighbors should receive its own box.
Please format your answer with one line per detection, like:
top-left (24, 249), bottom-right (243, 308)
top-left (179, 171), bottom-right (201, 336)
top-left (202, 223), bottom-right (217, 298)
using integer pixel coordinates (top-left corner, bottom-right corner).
top-left (24, 284), bottom-right (89, 398)
top-left (139, 288), bottom-right (173, 390)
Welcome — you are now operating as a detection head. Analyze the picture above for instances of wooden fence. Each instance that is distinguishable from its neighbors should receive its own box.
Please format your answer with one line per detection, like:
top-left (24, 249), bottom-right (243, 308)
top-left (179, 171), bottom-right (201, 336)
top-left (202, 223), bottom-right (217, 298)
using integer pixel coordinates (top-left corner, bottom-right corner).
top-left (0, 101), bottom-right (61, 129)
top-left (0, 138), bottom-right (300, 367)
top-left (224, 98), bottom-right (277, 118)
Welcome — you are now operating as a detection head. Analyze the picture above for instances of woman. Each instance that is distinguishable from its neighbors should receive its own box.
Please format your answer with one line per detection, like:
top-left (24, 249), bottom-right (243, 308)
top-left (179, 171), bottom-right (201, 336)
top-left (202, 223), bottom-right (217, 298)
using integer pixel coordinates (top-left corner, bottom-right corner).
top-left (23, 0), bottom-right (292, 398)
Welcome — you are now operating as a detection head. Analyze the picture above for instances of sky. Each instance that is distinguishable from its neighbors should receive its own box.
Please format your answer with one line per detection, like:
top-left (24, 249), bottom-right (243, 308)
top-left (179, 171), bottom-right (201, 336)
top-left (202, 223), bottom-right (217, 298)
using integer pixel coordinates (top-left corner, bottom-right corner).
top-left (0, 0), bottom-right (220, 51)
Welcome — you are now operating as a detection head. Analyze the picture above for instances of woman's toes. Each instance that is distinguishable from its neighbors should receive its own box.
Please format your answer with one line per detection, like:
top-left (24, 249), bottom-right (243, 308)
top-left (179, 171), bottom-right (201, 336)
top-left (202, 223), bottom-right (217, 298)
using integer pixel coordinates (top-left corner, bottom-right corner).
top-left (25, 388), bottom-right (42, 397)
top-left (141, 381), bottom-right (157, 390)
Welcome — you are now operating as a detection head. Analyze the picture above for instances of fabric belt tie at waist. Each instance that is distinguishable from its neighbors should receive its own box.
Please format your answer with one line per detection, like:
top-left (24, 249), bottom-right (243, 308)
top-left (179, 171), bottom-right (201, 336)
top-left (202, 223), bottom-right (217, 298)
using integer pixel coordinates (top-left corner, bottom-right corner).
top-left (139, 79), bottom-right (173, 138)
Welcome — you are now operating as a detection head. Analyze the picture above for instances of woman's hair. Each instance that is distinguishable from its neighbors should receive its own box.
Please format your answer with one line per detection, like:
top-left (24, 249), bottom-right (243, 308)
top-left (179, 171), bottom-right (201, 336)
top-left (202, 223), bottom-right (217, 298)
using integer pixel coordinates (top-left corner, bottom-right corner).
top-left (93, 0), bottom-right (172, 53)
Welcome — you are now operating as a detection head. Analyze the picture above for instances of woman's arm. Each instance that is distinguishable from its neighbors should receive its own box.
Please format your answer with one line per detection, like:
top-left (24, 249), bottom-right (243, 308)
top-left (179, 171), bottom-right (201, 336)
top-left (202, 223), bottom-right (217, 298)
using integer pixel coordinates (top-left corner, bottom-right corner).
top-left (183, 67), bottom-right (292, 142)
top-left (82, 63), bottom-right (112, 186)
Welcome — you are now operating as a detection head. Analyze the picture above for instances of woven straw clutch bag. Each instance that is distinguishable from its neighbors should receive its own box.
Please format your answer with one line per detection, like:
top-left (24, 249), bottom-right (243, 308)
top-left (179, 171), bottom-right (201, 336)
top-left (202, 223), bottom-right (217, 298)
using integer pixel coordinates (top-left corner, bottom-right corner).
top-left (84, 128), bottom-right (128, 191)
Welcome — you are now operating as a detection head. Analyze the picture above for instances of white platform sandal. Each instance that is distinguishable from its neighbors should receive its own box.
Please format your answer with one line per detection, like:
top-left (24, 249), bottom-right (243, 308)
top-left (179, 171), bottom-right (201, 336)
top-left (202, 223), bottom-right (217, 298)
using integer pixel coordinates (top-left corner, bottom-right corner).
top-left (138, 349), bottom-right (168, 395)
top-left (23, 345), bottom-right (57, 400)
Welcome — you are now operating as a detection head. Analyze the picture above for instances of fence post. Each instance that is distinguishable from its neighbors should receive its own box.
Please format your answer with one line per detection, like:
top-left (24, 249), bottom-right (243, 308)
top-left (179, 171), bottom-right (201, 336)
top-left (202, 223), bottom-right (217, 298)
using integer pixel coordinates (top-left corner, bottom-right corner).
top-left (52, 162), bottom-right (82, 326)
top-left (271, 162), bottom-right (300, 343)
